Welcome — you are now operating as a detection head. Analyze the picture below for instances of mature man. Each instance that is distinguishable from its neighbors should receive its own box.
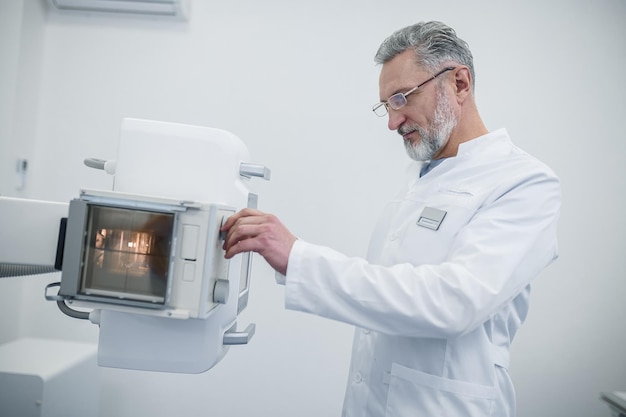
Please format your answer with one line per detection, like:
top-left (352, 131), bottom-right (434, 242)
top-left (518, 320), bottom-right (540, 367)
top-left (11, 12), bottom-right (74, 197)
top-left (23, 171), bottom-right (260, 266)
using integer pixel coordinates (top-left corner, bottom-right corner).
top-left (222, 21), bottom-right (560, 417)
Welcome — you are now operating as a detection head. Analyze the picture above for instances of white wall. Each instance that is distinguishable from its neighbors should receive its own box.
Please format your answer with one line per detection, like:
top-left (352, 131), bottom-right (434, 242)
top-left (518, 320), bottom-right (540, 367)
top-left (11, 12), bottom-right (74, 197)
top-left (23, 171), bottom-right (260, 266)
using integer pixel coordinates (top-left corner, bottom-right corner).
top-left (0, 0), bottom-right (46, 197)
top-left (0, 0), bottom-right (52, 345)
top-left (1, 0), bottom-right (625, 416)
top-left (0, 1), bottom-right (21, 197)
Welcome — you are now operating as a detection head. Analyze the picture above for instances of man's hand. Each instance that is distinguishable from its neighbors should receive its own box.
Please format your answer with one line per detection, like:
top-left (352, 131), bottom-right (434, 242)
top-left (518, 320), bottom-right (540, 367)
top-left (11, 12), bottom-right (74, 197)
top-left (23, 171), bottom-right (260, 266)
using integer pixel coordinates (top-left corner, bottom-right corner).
top-left (221, 208), bottom-right (297, 276)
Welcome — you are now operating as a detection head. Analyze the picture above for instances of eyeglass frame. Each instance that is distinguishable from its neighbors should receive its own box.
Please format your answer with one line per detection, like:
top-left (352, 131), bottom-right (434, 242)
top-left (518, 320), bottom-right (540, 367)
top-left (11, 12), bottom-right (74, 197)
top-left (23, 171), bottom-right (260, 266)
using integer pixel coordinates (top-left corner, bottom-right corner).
top-left (372, 66), bottom-right (456, 117)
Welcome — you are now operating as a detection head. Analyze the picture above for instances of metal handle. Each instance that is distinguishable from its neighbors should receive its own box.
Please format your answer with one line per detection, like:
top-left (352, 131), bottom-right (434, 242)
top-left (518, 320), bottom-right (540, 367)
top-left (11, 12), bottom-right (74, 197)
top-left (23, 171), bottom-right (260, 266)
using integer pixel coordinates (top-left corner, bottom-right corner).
top-left (84, 158), bottom-right (116, 175)
top-left (239, 163), bottom-right (271, 180)
top-left (223, 323), bottom-right (256, 345)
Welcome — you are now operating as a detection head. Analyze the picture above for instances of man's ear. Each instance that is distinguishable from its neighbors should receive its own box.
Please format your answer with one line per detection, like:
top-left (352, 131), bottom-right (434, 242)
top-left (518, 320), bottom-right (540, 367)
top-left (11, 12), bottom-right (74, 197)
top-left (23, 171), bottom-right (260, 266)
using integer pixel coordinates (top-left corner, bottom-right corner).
top-left (454, 66), bottom-right (472, 102)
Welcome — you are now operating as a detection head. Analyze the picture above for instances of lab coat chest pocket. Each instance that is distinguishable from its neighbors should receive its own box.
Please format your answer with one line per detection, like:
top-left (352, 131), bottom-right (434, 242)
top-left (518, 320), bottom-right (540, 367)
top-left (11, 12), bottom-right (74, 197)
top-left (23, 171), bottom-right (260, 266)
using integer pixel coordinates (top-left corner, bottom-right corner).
top-left (385, 363), bottom-right (497, 417)
top-left (394, 187), bottom-right (478, 264)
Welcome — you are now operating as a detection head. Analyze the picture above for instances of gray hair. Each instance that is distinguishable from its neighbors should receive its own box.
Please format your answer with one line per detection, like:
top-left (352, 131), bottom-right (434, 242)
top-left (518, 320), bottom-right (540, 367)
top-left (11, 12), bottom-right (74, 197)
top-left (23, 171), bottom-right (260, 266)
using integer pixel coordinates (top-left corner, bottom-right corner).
top-left (375, 21), bottom-right (475, 90)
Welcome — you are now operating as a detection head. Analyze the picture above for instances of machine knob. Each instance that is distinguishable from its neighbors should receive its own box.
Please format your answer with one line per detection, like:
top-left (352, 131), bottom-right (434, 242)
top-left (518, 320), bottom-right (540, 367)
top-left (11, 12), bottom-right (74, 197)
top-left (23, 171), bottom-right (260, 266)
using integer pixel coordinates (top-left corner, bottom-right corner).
top-left (213, 279), bottom-right (229, 304)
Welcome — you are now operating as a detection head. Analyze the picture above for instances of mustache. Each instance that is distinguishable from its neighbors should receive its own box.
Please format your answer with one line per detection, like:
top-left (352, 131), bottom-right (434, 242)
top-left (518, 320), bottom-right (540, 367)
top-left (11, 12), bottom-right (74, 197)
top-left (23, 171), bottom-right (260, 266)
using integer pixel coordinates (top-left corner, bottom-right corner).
top-left (398, 124), bottom-right (422, 137)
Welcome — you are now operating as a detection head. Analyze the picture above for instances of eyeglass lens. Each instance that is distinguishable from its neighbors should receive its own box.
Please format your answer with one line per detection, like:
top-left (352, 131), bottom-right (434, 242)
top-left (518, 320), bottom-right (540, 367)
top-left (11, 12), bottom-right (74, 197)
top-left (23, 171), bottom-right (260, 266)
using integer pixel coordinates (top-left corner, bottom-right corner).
top-left (372, 67), bottom-right (456, 117)
top-left (388, 94), bottom-right (408, 110)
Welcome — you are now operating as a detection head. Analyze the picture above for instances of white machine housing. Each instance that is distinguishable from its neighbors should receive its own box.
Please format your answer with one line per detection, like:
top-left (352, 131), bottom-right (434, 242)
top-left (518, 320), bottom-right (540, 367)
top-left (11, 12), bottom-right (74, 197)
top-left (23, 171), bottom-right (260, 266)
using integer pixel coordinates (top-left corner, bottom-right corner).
top-left (49, 118), bottom-right (268, 373)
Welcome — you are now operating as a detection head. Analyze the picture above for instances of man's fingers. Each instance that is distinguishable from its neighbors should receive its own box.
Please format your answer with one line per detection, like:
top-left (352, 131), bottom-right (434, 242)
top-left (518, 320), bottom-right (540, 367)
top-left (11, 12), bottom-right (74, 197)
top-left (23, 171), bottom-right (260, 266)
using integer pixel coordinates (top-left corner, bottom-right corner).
top-left (219, 209), bottom-right (295, 275)
top-left (224, 237), bottom-right (254, 259)
top-left (221, 208), bottom-right (264, 231)
top-left (222, 215), bottom-right (269, 257)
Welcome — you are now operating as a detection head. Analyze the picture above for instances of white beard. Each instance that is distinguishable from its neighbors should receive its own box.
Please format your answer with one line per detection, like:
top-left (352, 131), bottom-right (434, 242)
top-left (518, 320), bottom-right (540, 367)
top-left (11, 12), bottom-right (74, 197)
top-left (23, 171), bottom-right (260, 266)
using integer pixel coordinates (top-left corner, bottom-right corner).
top-left (401, 86), bottom-right (458, 161)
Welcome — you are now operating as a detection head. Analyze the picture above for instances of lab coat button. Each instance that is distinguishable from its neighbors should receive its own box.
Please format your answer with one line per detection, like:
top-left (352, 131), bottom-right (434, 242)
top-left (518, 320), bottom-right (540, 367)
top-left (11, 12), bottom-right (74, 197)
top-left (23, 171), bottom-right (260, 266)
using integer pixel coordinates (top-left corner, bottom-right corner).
top-left (390, 232), bottom-right (399, 241)
top-left (354, 372), bottom-right (363, 383)
top-left (362, 329), bottom-right (370, 334)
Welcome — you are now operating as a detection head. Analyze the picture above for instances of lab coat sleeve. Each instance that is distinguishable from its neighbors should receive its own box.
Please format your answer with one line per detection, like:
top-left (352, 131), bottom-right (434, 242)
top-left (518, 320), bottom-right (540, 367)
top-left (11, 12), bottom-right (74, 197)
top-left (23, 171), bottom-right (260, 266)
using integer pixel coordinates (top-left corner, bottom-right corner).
top-left (283, 169), bottom-right (560, 338)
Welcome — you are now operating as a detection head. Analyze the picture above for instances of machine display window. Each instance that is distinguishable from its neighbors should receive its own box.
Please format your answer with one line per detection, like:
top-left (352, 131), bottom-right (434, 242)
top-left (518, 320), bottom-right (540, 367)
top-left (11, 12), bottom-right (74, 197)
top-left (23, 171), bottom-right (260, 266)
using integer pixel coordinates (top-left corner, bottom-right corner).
top-left (80, 205), bottom-right (175, 304)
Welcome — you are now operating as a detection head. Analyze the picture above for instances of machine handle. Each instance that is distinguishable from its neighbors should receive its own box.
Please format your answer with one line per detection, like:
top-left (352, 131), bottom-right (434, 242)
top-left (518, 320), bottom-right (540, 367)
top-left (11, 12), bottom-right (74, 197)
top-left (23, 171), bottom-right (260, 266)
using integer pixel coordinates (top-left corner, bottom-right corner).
top-left (44, 282), bottom-right (65, 301)
top-left (239, 163), bottom-right (271, 180)
top-left (84, 158), bottom-right (116, 175)
top-left (223, 323), bottom-right (256, 345)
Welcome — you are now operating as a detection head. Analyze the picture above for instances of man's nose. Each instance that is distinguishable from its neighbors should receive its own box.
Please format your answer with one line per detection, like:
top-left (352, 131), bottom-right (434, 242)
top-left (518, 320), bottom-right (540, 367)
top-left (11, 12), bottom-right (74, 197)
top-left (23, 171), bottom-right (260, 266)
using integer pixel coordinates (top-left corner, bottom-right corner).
top-left (387, 108), bottom-right (406, 131)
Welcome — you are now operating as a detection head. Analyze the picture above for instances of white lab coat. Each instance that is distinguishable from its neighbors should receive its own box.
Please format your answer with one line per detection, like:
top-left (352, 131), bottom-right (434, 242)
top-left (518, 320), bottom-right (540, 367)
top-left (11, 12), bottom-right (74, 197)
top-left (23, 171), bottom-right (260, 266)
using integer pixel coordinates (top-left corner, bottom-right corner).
top-left (280, 129), bottom-right (560, 417)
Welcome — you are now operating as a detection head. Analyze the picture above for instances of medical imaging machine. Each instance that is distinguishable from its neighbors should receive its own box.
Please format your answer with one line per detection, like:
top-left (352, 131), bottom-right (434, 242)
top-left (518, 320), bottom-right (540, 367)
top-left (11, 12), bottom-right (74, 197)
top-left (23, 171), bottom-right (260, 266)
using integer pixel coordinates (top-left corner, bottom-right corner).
top-left (0, 118), bottom-right (270, 374)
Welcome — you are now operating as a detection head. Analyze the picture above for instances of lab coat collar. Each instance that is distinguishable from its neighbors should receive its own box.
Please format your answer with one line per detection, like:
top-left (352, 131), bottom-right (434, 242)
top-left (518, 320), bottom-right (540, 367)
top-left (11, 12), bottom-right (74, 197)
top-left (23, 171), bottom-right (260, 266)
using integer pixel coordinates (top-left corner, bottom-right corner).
top-left (455, 128), bottom-right (511, 157)
top-left (415, 129), bottom-right (510, 178)
top-left (407, 129), bottom-right (510, 181)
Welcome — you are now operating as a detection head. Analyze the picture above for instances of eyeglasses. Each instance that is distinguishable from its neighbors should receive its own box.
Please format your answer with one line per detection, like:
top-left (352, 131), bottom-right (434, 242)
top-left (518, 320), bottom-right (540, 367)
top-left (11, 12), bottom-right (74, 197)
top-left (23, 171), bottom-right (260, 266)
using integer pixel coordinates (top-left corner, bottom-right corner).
top-left (372, 67), bottom-right (456, 117)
